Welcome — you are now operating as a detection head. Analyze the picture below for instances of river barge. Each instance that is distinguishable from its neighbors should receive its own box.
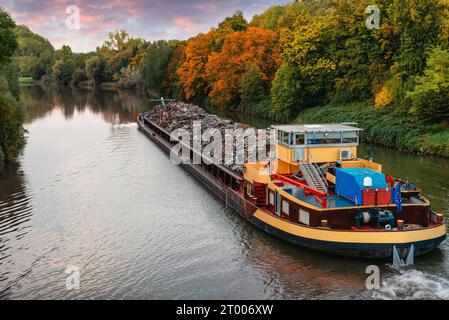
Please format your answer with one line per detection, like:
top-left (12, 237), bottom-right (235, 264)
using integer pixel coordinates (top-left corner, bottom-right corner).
top-left (137, 112), bottom-right (446, 259)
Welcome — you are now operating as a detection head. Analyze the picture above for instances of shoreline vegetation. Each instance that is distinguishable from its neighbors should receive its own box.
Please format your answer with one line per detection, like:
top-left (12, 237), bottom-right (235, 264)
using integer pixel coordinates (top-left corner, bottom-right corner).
top-left (2, 0), bottom-right (449, 171)
top-left (296, 102), bottom-right (449, 158)
top-left (0, 10), bottom-right (26, 173)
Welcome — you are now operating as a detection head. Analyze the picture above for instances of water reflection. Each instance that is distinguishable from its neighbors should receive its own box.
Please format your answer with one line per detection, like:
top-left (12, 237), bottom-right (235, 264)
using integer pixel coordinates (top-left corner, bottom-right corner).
top-left (0, 162), bottom-right (33, 299)
top-left (359, 145), bottom-right (449, 218)
top-left (233, 213), bottom-right (368, 299)
top-left (20, 86), bottom-right (151, 124)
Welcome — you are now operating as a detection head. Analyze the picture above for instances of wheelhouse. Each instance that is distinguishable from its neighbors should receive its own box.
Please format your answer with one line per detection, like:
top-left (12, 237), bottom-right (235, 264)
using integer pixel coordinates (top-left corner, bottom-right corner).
top-left (272, 124), bottom-right (363, 164)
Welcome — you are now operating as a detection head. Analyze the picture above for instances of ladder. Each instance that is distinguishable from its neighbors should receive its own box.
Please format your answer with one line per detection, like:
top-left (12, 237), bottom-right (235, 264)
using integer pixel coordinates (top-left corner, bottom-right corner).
top-left (298, 161), bottom-right (328, 194)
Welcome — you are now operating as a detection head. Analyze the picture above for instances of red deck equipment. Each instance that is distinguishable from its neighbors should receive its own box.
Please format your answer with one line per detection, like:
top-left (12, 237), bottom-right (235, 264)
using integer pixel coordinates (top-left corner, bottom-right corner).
top-left (272, 174), bottom-right (327, 208)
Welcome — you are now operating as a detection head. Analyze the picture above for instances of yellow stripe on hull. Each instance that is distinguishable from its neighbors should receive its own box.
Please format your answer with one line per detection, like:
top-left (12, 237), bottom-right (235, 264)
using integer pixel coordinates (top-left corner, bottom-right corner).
top-left (253, 209), bottom-right (447, 244)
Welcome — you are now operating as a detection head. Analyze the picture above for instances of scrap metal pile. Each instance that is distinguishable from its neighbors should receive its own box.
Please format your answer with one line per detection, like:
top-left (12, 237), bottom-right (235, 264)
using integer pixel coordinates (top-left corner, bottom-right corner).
top-left (146, 102), bottom-right (271, 174)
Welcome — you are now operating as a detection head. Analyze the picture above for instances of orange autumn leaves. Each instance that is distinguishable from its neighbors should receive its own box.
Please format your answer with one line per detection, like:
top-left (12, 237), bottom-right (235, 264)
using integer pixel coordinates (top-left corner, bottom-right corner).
top-left (177, 27), bottom-right (282, 106)
top-left (177, 31), bottom-right (219, 100)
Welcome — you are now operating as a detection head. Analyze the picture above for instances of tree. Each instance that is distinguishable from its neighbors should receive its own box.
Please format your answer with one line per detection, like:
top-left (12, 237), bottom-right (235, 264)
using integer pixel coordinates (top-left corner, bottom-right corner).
top-left (13, 25), bottom-right (54, 80)
top-left (205, 27), bottom-right (281, 107)
top-left (386, 0), bottom-right (446, 78)
top-left (238, 64), bottom-right (268, 107)
top-left (329, 0), bottom-right (386, 102)
top-left (0, 9), bottom-right (25, 169)
top-left (165, 44), bottom-right (186, 98)
top-left (118, 65), bottom-right (140, 89)
top-left (0, 9), bottom-right (18, 65)
top-left (406, 48), bottom-right (449, 123)
top-left (85, 56), bottom-right (104, 85)
top-left (52, 59), bottom-right (73, 86)
top-left (71, 68), bottom-right (88, 85)
top-left (177, 30), bottom-right (220, 99)
top-left (0, 87), bottom-right (25, 164)
top-left (250, 6), bottom-right (285, 30)
top-left (177, 11), bottom-right (250, 100)
top-left (98, 30), bottom-right (144, 81)
top-left (218, 10), bottom-right (248, 32)
top-left (440, 0), bottom-right (449, 46)
top-left (270, 63), bottom-right (303, 121)
top-left (0, 63), bottom-right (19, 97)
top-left (279, 13), bottom-right (335, 105)
top-left (140, 40), bottom-right (174, 93)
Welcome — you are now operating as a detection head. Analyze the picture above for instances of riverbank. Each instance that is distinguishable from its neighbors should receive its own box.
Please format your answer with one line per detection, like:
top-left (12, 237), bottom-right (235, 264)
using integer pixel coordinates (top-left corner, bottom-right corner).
top-left (15, 82), bottom-right (449, 159)
top-left (295, 102), bottom-right (449, 159)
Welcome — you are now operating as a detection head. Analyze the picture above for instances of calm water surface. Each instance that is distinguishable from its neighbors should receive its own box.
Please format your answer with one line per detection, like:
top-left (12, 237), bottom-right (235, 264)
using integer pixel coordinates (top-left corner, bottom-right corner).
top-left (0, 86), bottom-right (448, 300)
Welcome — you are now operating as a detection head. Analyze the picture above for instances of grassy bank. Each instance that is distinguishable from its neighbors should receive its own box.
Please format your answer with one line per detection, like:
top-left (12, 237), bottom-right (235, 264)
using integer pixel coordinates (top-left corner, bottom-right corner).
top-left (295, 102), bottom-right (449, 158)
top-left (18, 77), bottom-right (36, 85)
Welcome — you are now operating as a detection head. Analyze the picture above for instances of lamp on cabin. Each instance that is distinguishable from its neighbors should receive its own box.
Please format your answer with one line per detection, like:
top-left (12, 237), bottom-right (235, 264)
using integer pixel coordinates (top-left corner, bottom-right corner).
top-left (363, 177), bottom-right (373, 188)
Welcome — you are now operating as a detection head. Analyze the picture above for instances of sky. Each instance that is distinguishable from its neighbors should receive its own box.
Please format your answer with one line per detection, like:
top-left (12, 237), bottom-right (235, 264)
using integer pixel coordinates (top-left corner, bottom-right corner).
top-left (1, 0), bottom-right (291, 53)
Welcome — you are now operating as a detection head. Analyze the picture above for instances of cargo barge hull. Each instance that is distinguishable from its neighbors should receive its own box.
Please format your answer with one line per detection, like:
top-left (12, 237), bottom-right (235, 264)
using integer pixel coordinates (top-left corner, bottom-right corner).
top-left (138, 115), bottom-right (446, 259)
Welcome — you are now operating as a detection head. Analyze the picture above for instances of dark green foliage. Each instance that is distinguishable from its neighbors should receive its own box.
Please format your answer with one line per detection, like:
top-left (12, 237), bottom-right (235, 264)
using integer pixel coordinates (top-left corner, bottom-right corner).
top-left (406, 48), bottom-right (449, 123)
top-left (140, 40), bottom-right (174, 93)
top-left (0, 91), bottom-right (25, 163)
top-left (218, 10), bottom-right (248, 32)
top-left (71, 68), bottom-right (88, 85)
top-left (0, 10), bottom-right (25, 169)
top-left (0, 9), bottom-right (18, 65)
top-left (13, 25), bottom-right (54, 80)
top-left (297, 100), bottom-right (449, 158)
top-left (270, 63), bottom-right (303, 121)
top-left (52, 59), bottom-right (73, 86)
top-left (250, 6), bottom-right (285, 30)
top-left (386, 0), bottom-right (446, 78)
top-left (0, 64), bottom-right (20, 97)
top-left (237, 65), bottom-right (271, 116)
top-left (85, 56), bottom-right (105, 85)
top-left (238, 65), bottom-right (268, 106)
top-left (297, 103), bottom-right (422, 154)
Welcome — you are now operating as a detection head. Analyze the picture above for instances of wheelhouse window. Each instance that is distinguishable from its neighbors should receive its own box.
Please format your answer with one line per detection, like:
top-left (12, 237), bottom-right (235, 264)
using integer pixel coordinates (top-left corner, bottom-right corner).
top-left (305, 131), bottom-right (359, 145)
top-left (323, 132), bottom-right (341, 144)
top-left (280, 131), bottom-right (289, 145)
top-left (295, 133), bottom-right (305, 145)
top-left (342, 131), bottom-right (359, 144)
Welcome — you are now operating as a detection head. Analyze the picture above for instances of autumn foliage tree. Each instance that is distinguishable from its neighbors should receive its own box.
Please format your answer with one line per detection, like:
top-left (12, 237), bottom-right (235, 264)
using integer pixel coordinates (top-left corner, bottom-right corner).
top-left (205, 27), bottom-right (281, 108)
top-left (177, 31), bottom-right (220, 100)
top-left (165, 43), bottom-right (186, 98)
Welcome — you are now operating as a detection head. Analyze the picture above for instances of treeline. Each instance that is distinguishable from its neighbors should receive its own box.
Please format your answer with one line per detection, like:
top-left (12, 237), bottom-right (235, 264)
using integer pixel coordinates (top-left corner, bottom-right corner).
top-left (10, 0), bottom-right (449, 127)
top-left (148, 0), bottom-right (449, 125)
top-left (0, 9), bottom-right (25, 171)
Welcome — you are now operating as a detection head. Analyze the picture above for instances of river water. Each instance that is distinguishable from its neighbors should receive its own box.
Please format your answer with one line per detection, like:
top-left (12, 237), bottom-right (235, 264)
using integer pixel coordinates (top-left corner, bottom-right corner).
top-left (0, 86), bottom-right (448, 300)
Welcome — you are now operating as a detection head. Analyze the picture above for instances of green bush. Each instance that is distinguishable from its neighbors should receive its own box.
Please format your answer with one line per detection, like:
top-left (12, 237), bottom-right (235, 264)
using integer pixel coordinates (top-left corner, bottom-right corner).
top-left (71, 68), bottom-right (88, 85)
top-left (239, 65), bottom-right (269, 106)
top-left (406, 48), bottom-right (449, 123)
top-left (0, 92), bottom-right (26, 163)
top-left (270, 63), bottom-right (303, 121)
top-left (295, 101), bottom-right (448, 158)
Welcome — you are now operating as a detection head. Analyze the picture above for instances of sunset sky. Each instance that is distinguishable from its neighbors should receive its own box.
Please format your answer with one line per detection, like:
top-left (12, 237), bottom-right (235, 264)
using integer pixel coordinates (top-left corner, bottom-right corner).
top-left (1, 0), bottom-right (290, 53)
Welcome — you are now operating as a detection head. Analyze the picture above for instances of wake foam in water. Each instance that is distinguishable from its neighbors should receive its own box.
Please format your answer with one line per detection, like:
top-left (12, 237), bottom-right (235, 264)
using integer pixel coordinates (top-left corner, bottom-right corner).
top-left (371, 269), bottom-right (449, 300)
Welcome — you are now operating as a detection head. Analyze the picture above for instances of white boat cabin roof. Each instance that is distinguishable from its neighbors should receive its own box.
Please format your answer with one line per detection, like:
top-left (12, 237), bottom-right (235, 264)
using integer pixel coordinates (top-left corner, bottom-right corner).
top-left (272, 123), bottom-right (363, 134)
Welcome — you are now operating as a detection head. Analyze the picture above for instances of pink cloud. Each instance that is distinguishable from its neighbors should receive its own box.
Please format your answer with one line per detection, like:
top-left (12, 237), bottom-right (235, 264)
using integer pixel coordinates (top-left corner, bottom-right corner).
top-left (173, 16), bottom-right (207, 33)
top-left (3, 0), bottom-right (290, 52)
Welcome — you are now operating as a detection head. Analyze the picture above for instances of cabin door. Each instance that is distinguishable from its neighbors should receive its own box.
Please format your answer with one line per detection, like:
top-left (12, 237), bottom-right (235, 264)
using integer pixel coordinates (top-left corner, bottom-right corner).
top-left (274, 192), bottom-right (281, 216)
top-left (294, 148), bottom-right (304, 161)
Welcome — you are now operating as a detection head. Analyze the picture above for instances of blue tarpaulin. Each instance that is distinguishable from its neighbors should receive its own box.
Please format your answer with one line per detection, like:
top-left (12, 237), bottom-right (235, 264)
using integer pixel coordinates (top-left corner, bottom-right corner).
top-left (392, 182), bottom-right (403, 213)
top-left (335, 168), bottom-right (387, 205)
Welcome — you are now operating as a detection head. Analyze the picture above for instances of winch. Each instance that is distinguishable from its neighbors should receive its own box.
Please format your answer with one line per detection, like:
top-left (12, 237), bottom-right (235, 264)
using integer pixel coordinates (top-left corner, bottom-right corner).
top-left (354, 208), bottom-right (396, 229)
